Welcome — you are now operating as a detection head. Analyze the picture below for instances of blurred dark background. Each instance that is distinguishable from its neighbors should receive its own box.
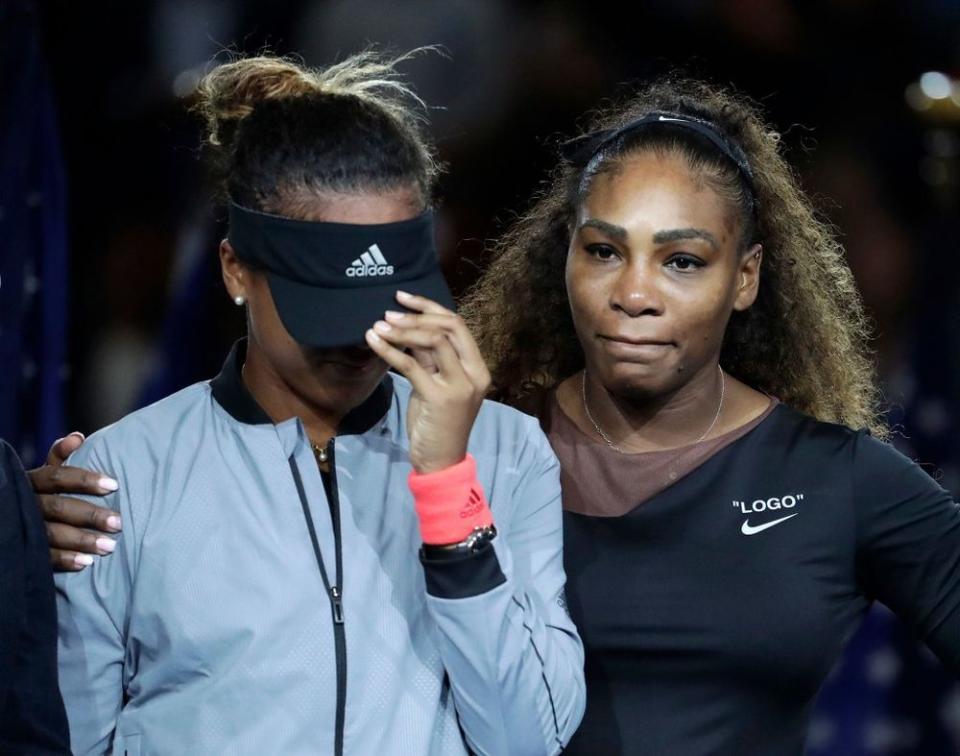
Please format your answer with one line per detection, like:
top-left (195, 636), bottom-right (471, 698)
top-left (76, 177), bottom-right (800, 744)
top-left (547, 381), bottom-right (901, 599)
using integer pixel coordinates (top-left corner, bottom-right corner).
top-left (3, 0), bottom-right (959, 752)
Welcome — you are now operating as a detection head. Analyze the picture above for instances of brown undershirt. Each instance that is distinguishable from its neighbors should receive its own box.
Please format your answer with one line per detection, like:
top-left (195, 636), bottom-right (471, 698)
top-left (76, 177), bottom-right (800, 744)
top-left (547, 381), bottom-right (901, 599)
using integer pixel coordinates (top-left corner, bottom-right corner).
top-left (534, 389), bottom-right (778, 517)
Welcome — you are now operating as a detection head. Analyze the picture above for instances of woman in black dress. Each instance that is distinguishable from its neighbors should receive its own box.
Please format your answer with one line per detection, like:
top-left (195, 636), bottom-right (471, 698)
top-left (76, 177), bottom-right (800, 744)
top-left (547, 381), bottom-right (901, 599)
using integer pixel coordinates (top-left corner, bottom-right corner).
top-left (459, 77), bottom-right (960, 753)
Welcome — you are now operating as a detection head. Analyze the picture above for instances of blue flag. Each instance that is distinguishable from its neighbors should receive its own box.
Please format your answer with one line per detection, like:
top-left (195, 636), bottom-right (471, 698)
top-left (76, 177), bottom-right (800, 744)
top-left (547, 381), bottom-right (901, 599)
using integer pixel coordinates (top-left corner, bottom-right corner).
top-left (0, 0), bottom-right (69, 468)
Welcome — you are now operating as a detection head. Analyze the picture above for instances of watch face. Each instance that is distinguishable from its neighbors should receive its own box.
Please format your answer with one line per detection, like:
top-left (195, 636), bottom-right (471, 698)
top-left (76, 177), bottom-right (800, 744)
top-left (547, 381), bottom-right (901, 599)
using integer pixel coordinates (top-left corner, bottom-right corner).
top-left (419, 525), bottom-right (497, 560)
top-left (466, 525), bottom-right (498, 551)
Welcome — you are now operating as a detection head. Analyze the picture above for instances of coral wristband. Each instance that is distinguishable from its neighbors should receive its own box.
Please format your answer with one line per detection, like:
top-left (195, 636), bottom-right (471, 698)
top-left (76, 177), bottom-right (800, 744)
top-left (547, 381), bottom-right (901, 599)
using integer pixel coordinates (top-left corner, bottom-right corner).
top-left (408, 454), bottom-right (494, 545)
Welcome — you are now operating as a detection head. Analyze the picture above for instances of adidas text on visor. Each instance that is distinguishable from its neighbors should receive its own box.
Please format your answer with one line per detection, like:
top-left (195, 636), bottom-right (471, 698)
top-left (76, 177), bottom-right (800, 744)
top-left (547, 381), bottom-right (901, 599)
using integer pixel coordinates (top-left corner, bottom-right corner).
top-left (227, 202), bottom-right (455, 349)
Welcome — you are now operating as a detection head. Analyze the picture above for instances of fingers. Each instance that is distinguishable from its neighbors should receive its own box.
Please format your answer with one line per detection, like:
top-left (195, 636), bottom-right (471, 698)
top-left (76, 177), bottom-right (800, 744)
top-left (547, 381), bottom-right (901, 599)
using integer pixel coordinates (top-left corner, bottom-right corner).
top-left (410, 347), bottom-right (438, 374)
top-left (45, 521), bottom-right (116, 557)
top-left (37, 494), bottom-right (121, 532)
top-left (33, 441), bottom-right (121, 573)
top-left (372, 320), bottom-right (465, 382)
top-left (46, 431), bottom-right (85, 466)
top-left (395, 290), bottom-right (454, 317)
top-left (383, 308), bottom-right (491, 393)
top-left (383, 311), bottom-right (475, 356)
top-left (51, 548), bottom-right (95, 573)
top-left (27, 464), bottom-right (119, 497)
top-left (46, 515), bottom-right (119, 573)
top-left (39, 493), bottom-right (121, 572)
top-left (364, 328), bottom-right (435, 396)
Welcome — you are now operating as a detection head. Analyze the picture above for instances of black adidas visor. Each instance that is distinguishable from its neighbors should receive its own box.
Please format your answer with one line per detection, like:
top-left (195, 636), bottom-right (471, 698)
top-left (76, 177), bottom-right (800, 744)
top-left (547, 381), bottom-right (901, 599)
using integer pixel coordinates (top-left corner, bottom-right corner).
top-left (228, 202), bottom-right (455, 349)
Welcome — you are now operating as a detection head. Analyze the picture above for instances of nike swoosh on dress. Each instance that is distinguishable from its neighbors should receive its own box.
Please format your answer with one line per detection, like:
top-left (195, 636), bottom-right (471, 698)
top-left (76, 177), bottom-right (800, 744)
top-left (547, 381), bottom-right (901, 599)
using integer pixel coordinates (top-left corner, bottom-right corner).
top-left (740, 513), bottom-right (799, 535)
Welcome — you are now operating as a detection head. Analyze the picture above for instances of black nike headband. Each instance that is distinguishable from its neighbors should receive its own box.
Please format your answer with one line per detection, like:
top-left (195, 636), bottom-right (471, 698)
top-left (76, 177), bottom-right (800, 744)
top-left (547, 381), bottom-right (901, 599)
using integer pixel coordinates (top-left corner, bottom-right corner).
top-left (560, 111), bottom-right (758, 219)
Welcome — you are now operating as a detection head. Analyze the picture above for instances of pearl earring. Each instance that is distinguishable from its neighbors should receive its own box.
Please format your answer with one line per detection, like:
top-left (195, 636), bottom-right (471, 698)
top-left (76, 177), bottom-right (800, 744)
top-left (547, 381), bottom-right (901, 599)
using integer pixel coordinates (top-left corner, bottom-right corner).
top-left (234, 296), bottom-right (245, 306)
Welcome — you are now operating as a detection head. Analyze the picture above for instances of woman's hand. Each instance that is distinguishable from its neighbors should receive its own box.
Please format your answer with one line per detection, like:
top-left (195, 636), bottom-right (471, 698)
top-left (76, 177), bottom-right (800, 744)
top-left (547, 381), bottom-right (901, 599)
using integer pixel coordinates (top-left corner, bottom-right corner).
top-left (27, 433), bottom-right (121, 571)
top-left (365, 290), bottom-right (490, 474)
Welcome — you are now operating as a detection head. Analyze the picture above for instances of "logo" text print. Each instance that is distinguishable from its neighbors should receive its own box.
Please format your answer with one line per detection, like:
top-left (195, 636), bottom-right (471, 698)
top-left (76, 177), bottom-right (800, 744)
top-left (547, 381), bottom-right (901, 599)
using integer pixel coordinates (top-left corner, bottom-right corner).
top-left (731, 493), bottom-right (804, 514)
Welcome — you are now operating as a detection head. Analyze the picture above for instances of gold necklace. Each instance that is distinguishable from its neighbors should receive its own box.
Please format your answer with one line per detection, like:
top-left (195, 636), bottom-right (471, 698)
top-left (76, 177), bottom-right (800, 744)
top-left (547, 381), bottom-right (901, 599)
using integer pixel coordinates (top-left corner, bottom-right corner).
top-left (581, 365), bottom-right (725, 453)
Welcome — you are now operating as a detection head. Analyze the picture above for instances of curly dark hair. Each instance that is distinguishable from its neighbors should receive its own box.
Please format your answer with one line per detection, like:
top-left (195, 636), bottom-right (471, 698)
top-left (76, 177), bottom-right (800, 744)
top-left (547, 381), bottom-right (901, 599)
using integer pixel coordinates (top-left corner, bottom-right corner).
top-left (461, 76), bottom-right (885, 436)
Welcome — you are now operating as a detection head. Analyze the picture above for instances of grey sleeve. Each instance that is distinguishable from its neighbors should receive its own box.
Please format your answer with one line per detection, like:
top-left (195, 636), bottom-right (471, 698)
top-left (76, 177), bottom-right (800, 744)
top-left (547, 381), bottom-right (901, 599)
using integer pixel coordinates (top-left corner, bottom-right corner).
top-left (421, 425), bottom-right (586, 755)
top-left (54, 441), bottom-right (135, 755)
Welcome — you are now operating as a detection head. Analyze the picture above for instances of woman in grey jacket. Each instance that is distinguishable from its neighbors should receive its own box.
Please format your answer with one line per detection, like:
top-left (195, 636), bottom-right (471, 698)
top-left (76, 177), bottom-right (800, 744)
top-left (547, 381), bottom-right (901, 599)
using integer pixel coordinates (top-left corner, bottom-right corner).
top-left (44, 51), bottom-right (584, 755)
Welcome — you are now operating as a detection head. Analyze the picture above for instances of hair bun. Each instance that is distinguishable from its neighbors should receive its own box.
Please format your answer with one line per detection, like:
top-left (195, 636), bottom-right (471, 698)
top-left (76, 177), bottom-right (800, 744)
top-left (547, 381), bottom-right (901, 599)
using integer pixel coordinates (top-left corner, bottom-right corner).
top-left (192, 49), bottom-right (440, 209)
top-left (194, 57), bottom-right (319, 149)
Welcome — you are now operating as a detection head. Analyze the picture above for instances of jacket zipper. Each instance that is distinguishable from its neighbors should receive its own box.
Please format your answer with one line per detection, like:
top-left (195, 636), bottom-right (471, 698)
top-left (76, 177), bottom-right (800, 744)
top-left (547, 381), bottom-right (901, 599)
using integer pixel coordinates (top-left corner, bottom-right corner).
top-left (289, 439), bottom-right (346, 756)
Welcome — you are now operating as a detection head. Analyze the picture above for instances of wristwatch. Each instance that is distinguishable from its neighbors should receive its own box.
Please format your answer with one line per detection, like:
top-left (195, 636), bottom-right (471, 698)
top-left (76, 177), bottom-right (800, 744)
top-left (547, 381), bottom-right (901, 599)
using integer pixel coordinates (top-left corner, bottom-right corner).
top-left (421, 524), bottom-right (498, 560)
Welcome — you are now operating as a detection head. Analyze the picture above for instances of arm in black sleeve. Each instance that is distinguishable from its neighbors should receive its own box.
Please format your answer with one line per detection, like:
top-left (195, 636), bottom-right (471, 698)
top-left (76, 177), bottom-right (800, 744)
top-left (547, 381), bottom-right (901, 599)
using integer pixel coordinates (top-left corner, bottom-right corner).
top-left (854, 432), bottom-right (960, 670)
top-left (0, 440), bottom-right (70, 753)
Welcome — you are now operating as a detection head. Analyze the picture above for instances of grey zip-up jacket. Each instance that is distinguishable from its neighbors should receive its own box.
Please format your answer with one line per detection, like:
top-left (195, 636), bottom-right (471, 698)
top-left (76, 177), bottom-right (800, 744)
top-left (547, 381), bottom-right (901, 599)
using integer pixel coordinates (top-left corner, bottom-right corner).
top-left (55, 341), bottom-right (585, 755)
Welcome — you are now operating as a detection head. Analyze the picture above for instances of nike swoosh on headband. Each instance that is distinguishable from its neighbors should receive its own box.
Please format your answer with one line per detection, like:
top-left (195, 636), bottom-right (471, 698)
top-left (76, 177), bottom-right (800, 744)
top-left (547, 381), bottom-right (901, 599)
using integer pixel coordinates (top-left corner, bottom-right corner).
top-left (558, 110), bottom-right (758, 220)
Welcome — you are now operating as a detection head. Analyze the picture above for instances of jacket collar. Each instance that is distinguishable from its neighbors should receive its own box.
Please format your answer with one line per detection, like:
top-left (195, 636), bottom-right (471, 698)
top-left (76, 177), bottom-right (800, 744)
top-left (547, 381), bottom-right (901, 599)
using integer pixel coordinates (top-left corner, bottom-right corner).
top-left (210, 339), bottom-right (394, 436)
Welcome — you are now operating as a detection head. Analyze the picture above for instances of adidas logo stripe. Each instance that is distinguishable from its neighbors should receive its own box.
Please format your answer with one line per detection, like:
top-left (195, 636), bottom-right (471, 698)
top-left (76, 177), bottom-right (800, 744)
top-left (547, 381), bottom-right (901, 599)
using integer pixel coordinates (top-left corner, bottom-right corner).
top-left (346, 244), bottom-right (394, 277)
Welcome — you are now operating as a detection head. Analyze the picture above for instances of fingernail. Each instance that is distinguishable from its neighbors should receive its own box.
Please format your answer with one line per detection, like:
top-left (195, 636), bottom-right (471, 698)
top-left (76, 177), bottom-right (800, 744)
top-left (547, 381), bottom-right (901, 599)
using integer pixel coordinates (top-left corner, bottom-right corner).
top-left (396, 290), bottom-right (413, 300)
top-left (99, 477), bottom-right (119, 492)
top-left (68, 431), bottom-right (86, 441)
top-left (96, 537), bottom-right (116, 554)
top-left (366, 329), bottom-right (381, 343)
top-left (384, 310), bottom-right (406, 322)
top-left (106, 515), bottom-right (122, 531)
top-left (74, 554), bottom-right (94, 567)
top-left (373, 320), bottom-right (392, 333)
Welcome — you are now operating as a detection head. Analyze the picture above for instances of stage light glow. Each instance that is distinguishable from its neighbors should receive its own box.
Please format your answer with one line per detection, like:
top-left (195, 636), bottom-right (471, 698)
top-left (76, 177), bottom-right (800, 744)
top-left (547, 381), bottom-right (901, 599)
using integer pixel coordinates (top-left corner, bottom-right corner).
top-left (919, 71), bottom-right (952, 100)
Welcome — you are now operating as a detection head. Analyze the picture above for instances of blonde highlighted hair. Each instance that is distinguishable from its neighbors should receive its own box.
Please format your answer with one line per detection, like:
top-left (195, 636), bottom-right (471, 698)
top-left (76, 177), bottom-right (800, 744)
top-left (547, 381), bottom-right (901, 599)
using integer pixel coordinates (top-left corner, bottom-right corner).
top-left (192, 49), bottom-right (442, 211)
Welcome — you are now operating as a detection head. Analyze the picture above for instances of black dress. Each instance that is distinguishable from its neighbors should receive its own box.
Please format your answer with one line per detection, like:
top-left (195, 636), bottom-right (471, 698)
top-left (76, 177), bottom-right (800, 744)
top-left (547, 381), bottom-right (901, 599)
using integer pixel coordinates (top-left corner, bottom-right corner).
top-left (0, 440), bottom-right (69, 754)
top-left (542, 401), bottom-right (960, 755)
